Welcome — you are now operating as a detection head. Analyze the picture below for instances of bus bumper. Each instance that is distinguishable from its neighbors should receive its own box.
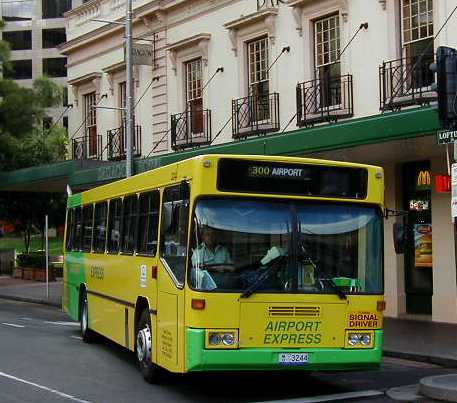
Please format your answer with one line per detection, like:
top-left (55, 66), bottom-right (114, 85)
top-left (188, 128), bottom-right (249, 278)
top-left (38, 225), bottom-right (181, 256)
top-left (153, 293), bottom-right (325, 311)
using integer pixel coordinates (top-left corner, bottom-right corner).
top-left (186, 329), bottom-right (383, 372)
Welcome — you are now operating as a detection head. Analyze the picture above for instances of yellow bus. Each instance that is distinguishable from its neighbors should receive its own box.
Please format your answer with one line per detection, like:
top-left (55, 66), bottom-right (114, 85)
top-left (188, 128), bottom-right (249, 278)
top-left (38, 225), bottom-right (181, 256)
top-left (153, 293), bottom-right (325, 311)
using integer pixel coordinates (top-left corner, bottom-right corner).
top-left (63, 154), bottom-right (385, 382)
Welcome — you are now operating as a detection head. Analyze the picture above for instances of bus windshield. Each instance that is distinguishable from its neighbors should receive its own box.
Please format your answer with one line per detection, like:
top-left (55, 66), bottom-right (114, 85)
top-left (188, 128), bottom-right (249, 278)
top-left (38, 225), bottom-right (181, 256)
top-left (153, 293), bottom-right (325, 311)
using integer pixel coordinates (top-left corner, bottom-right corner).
top-left (189, 198), bottom-right (383, 295)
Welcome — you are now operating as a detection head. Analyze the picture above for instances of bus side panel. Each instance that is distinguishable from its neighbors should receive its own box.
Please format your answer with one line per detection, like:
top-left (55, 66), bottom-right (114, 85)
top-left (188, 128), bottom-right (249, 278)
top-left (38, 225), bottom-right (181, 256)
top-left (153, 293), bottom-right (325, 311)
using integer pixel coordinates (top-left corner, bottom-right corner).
top-left (157, 292), bottom-right (178, 369)
top-left (63, 251), bottom-right (86, 321)
top-left (87, 253), bottom-right (129, 347)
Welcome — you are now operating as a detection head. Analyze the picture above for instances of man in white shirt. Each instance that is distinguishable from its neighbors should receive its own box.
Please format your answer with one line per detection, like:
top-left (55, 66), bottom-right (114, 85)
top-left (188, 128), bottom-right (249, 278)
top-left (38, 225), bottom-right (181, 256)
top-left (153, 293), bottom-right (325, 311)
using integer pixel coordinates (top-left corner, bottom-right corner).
top-left (191, 226), bottom-right (233, 270)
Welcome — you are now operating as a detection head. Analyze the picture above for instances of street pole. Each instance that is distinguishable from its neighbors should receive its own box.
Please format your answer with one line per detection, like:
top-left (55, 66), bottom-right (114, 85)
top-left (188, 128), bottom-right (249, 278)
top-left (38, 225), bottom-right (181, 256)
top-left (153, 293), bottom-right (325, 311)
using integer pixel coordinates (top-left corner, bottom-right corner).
top-left (125, 0), bottom-right (134, 177)
top-left (45, 215), bottom-right (49, 300)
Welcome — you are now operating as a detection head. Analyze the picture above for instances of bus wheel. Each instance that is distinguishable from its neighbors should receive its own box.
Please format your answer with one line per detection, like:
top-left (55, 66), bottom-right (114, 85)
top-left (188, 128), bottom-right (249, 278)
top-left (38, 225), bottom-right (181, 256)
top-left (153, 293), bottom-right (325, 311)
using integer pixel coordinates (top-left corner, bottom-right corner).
top-left (136, 309), bottom-right (161, 383)
top-left (80, 291), bottom-right (96, 343)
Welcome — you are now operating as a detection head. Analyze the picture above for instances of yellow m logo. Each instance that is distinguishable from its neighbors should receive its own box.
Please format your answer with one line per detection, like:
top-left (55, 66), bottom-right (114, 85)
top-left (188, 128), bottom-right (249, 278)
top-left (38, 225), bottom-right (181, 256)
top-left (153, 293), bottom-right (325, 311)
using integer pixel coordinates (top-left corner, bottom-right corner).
top-left (417, 170), bottom-right (431, 186)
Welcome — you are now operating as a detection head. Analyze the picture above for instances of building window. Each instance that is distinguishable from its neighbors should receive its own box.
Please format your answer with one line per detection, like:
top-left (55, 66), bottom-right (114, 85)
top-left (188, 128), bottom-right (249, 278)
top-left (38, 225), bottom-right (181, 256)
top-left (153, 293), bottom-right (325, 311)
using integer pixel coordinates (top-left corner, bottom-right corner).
top-left (185, 58), bottom-right (203, 134)
top-left (4, 60), bottom-right (33, 80)
top-left (43, 58), bottom-right (67, 77)
top-left (42, 0), bottom-right (71, 19)
top-left (119, 81), bottom-right (126, 126)
top-left (42, 28), bottom-right (66, 49)
top-left (43, 117), bottom-right (52, 130)
top-left (314, 14), bottom-right (341, 107)
top-left (2, 1), bottom-right (36, 21)
top-left (2, 31), bottom-right (32, 51)
top-left (63, 87), bottom-right (68, 106)
top-left (247, 37), bottom-right (270, 121)
top-left (84, 92), bottom-right (98, 158)
top-left (401, 0), bottom-right (434, 88)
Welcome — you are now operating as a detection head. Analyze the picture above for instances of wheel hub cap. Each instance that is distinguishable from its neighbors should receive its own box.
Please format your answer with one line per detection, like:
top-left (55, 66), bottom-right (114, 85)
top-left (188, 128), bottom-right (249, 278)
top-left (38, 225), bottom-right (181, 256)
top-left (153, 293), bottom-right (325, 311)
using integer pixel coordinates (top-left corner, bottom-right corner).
top-left (137, 326), bottom-right (151, 362)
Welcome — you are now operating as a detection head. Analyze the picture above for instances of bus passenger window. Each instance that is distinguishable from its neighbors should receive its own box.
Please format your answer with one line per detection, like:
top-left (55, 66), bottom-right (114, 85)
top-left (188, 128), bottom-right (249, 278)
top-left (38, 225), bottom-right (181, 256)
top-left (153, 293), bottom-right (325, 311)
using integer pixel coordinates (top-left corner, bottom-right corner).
top-left (107, 198), bottom-right (122, 254)
top-left (121, 195), bottom-right (138, 254)
top-left (65, 209), bottom-right (74, 251)
top-left (82, 205), bottom-right (94, 252)
top-left (160, 183), bottom-right (190, 285)
top-left (73, 208), bottom-right (83, 251)
top-left (137, 191), bottom-right (160, 256)
top-left (93, 202), bottom-right (108, 253)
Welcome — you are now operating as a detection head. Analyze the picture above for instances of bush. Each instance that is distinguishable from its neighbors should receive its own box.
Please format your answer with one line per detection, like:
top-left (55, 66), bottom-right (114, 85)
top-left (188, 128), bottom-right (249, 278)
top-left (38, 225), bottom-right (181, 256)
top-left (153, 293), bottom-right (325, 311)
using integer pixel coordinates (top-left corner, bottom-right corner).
top-left (17, 251), bottom-right (46, 268)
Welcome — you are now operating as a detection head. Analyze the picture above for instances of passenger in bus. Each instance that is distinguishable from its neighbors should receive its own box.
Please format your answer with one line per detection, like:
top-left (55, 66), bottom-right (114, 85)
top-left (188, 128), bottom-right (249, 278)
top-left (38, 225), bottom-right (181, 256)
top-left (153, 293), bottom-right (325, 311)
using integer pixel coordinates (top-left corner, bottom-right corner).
top-left (191, 226), bottom-right (233, 270)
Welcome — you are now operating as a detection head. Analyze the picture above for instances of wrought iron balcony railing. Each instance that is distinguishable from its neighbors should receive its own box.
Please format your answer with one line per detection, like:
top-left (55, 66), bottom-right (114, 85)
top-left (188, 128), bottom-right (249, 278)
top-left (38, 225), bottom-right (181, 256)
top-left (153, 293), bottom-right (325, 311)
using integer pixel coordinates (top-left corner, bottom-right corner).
top-left (107, 125), bottom-right (142, 161)
top-left (232, 93), bottom-right (280, 138)
top-left (379, 55), bottom-right (437, 111)
top-left (296, 74), bottom-right (353, 127)
top-left (71, 134), bottom-right (102, 160)
top-left (171, 108), bottom-right (211, 150)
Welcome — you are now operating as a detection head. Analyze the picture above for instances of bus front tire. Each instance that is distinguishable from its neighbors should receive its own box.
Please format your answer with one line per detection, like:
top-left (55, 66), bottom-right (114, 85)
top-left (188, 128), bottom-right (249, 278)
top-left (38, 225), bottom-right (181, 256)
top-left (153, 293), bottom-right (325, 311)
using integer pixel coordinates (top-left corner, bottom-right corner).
top-left (80, 291), bottom-right (96, 343)
top-left (136, 309), bottom-right (161, 384)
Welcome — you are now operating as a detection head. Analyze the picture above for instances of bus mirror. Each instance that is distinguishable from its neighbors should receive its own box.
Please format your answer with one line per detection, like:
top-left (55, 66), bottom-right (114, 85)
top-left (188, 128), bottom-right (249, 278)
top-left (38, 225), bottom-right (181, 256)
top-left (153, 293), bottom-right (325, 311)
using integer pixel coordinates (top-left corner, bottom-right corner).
top-left (393, 222), bottom-right (405, 254)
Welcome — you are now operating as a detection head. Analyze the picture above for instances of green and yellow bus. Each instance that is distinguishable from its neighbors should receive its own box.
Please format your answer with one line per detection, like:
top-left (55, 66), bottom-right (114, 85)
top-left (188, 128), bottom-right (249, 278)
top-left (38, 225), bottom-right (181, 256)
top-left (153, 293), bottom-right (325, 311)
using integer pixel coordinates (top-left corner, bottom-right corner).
top-left (63, 154), bottom-right (385, 382)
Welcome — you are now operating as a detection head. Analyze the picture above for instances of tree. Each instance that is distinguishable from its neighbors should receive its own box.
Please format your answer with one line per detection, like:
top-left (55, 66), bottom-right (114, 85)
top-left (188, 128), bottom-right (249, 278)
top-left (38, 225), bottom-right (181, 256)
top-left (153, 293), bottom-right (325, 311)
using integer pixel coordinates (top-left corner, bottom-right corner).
top-left (0, 21), bottom-right (68, 251)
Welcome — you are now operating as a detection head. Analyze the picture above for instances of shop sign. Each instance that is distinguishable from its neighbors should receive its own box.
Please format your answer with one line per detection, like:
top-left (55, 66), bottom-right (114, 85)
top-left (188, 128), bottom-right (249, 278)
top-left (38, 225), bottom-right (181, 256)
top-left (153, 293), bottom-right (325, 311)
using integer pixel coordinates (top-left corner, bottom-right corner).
top-left (452, 163), bottom-right (457, 218)
top-left (129, 44), bottom-right (155, 66)
top-left (416, 170), bottom-right (431, 190)
top-left (409, 199), bottom-right (429, 211)
top-left (437, 130), bottom-right (457, 145)
top-left (414, 224), bottom-right (432, 268)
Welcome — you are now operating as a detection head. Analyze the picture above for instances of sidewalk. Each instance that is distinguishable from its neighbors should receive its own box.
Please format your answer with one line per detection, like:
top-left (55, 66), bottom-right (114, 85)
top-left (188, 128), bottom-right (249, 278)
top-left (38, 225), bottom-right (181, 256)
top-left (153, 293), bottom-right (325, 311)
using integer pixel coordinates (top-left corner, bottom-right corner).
top-left (383, 317), bottom-right (457, 368)
top-left (0, 276), bottom-right (456, 367)
top-left (0, 276), bottom-right (62, 307)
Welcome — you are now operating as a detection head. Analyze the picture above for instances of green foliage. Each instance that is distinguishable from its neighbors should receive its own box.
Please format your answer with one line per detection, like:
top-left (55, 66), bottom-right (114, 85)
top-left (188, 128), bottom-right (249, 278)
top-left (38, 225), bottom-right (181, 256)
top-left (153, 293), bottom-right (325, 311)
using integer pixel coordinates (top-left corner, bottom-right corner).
top-left (17, 251), bottom-right (46, 268)
top-left (0, 23), bottom-right (68, 252)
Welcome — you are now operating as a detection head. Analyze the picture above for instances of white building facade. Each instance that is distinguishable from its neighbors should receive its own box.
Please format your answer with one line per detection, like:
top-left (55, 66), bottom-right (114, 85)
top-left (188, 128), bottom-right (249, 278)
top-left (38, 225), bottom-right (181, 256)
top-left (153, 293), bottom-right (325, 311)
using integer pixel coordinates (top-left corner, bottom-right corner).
top-left (61, 0), bottom-right (457, 324)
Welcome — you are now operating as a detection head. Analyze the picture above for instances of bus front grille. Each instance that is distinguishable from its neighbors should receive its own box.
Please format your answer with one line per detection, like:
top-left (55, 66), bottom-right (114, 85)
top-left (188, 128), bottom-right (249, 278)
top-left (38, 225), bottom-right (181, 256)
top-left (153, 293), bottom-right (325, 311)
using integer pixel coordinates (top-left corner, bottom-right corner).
top-left (268, 306), bottom-right (321, 318)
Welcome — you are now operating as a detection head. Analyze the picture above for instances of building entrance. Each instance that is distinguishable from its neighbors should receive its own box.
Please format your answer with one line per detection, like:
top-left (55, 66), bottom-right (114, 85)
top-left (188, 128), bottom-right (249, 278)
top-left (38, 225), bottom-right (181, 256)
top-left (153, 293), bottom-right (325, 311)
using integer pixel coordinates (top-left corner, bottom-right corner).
top-left (403, 161), bottom-right (433, 315)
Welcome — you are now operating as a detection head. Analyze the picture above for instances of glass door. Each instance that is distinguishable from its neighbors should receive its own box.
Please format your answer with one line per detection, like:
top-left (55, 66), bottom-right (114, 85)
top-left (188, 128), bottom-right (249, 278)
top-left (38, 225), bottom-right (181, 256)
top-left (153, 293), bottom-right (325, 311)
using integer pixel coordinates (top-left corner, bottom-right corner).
top-left (403, 161), bottom-right (433, 315)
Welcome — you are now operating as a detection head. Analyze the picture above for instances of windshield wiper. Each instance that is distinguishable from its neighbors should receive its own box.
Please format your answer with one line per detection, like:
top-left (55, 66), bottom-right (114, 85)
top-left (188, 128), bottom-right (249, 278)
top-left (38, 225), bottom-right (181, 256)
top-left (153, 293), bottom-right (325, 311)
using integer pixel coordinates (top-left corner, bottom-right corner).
top-left (240, 256), bottom-right (286, 299)
top-left (320, 278), bottom-right (347, 300)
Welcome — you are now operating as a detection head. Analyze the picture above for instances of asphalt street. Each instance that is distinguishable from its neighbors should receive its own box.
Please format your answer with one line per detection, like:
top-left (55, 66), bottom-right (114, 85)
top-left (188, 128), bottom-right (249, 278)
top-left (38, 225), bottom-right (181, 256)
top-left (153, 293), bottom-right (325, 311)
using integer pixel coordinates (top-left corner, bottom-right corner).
top-left (0, 299), bottom-right (454, 403)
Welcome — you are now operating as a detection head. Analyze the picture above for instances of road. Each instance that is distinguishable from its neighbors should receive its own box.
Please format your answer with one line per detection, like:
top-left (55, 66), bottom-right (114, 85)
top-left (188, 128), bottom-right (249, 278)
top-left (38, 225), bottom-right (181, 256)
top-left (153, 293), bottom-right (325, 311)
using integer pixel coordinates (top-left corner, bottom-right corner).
top-left (0, 299), bottom-right (453, 403)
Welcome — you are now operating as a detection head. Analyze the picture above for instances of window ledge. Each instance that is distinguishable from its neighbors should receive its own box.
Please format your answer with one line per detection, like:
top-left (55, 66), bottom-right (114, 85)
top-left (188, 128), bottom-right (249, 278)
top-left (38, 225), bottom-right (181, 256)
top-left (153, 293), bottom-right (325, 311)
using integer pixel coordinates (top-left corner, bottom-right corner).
top-left (67, 72), bottom-right (102, 103)
top-left (166, 33), bottom-right (211, 73)
top-left (223, 9), bottom-right (278, 55)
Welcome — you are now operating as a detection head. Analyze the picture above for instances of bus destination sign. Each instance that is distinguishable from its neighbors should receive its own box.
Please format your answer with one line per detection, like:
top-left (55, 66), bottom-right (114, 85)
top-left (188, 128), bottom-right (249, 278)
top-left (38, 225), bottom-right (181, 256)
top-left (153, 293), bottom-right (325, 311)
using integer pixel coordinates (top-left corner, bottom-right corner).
top-left (218, 159), bottom-right (368, 199)
top-left (248, 165), bottom-right (308, 180)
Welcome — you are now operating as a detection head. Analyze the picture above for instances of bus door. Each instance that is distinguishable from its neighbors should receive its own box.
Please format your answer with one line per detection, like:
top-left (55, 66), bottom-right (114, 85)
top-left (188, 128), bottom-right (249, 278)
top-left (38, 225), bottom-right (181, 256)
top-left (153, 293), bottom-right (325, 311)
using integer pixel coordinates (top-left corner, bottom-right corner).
top-left (156, 183), bottom-right (190, 372)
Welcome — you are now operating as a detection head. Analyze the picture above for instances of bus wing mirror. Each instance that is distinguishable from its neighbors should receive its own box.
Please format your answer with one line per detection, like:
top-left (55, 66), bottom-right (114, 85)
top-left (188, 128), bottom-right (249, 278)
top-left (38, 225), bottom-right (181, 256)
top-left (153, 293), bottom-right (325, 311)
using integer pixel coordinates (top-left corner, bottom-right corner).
top-left (393, 222), bottom-right (405, 254)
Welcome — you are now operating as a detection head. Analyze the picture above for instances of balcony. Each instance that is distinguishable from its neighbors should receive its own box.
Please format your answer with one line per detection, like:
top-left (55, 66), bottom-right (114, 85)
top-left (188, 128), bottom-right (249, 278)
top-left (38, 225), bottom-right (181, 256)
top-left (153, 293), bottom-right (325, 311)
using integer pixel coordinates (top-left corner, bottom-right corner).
top-left (379, 56), bottom-right (437, 111)
top-left (107, 125), bottom-right (142, 161)
top-left (71, 134), bottom-right (102, 160)
top-left (296, 74), bottom-right (353, 127)
top-left (232, 93), bottom-right (280, 139)
top-left (171, 108), bottom-right (211, 150)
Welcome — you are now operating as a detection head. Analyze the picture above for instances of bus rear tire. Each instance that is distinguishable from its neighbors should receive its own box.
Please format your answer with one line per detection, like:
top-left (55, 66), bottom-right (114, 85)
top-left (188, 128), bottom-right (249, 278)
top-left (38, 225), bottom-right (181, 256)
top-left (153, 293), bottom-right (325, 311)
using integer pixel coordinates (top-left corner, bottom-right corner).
top-left (80, 291), bottom-right (96, 343)
top-left (136, 309), bottom-right (161, 383)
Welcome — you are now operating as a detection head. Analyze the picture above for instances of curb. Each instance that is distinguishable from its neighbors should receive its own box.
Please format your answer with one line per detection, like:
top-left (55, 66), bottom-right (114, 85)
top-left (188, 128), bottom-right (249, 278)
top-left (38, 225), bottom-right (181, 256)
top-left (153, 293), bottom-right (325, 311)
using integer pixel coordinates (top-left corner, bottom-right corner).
top-left (0, 295), bottom-right (61, 308)
top-left (384, 350), bottom-right (457, 369)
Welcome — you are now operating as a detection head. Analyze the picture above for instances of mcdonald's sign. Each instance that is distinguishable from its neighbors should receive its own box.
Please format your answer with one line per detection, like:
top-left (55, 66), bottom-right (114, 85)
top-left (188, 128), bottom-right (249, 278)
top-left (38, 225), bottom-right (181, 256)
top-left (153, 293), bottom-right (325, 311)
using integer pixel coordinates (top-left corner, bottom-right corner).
top-left (417, 170), bottom-right (431, 189)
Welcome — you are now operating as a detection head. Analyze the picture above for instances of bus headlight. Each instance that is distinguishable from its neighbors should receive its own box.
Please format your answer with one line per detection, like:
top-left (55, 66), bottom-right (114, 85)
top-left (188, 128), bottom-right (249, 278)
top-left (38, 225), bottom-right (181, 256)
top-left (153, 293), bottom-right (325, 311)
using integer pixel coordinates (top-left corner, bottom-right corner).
top-left (206, 329), bottom-right (238, 349)
top-left (345, 331), bottom-right (374, 348)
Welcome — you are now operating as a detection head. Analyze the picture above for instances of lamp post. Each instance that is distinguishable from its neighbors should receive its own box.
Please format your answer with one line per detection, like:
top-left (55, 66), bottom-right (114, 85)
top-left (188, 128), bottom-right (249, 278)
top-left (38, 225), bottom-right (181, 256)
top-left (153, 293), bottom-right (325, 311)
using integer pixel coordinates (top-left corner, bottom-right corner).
top-left (125, 0), bottom-right (134, 177)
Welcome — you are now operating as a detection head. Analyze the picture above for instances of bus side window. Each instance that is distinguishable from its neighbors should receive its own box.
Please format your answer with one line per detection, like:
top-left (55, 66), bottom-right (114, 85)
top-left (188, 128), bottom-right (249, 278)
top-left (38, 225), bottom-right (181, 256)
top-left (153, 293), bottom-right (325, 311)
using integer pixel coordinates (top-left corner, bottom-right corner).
top-left (65, 209), bottom-right (74, 251)
top-left (82, 205), bottom-right (94, 252)
top-left (160, 183), bottom-right (190, 285)
top-left (93, 202), bottom-right (108, 253)
top-left (73, 207), bottom-right (83, 251)
top-left (121, 195), bottom-right (138, 254)
top-left (137, 190), bottom-right (160, 256)
top-left (107, 198), bottom-right (122, 254)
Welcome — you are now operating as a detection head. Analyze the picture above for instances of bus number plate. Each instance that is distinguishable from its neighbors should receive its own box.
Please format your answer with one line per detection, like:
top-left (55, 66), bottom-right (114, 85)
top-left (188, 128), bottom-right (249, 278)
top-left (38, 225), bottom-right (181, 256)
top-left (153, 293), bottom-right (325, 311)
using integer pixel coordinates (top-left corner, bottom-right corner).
top-left (278, 353), bottom-right (309, 365)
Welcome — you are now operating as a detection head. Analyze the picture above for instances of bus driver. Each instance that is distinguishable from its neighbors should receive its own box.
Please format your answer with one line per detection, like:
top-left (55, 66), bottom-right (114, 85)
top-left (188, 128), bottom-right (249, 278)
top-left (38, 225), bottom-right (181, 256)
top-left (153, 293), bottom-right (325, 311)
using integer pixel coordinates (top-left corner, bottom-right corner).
top-left (191, 226), bottom-right (234, 272)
